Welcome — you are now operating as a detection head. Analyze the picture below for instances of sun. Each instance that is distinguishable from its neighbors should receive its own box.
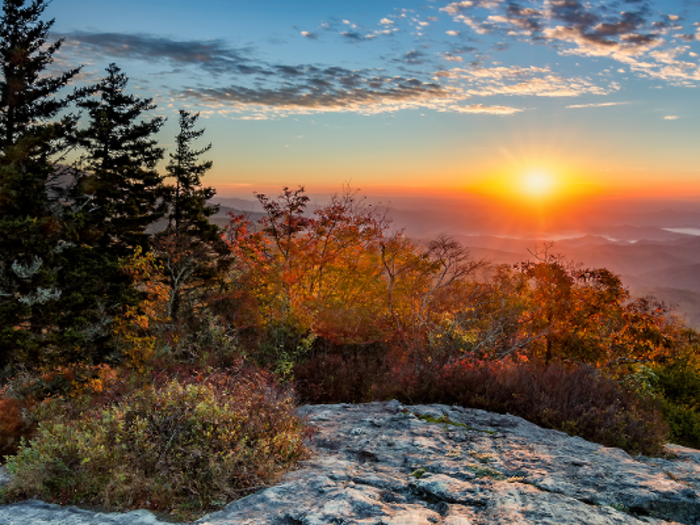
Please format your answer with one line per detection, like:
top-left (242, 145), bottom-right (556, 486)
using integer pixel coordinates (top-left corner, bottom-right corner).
top-left (521, 172), bottom-right (555, 199)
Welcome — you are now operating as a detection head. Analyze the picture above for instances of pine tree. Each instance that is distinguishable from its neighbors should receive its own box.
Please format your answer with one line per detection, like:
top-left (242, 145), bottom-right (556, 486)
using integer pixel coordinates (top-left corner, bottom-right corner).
top-left (0, 0), bottom-right (86, 369)
top-left (156, 110), bottom-right (228, 322)
top-left (166, 110), bottom-right (218, 239)
top-left (77, 63), bottom-right (166, 258)
top-left (0, 0), bottom-right (81, 217)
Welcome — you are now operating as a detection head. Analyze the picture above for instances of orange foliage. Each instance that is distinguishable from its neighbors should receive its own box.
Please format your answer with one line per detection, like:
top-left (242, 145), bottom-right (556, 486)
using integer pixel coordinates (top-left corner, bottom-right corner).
top-left (218, 187), bottom-right (683, 377)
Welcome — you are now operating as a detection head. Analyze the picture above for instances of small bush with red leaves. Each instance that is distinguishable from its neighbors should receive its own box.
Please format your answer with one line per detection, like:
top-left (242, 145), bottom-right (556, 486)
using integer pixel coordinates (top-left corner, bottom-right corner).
top-left (414, 359), bottom-right (668, 456)
top-left (0, 397), bottom-right (35, 459)
top-left (0, 367), bottom-right (307, 521)
top-left (296, 350), bottom-right (667, 456)
top-left (294, 349), bottom-right (392, 403)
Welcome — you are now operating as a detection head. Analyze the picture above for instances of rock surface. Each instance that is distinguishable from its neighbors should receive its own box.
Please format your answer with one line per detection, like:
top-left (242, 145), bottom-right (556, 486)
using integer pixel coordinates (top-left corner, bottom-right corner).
top-left (1, 401), bottom-right (700, 524)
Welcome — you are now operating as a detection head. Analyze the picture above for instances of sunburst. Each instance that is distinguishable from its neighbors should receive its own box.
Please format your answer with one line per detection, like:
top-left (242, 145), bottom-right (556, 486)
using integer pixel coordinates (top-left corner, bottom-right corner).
top-left (521, 172), bottom-right (555, 199)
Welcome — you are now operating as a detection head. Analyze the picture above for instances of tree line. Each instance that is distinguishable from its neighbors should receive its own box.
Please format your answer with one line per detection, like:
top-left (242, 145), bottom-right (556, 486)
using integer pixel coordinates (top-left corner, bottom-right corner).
top-left (0, 0), bottom-right (226, 372)
top-left (0, 0), bottom-right (688, 378)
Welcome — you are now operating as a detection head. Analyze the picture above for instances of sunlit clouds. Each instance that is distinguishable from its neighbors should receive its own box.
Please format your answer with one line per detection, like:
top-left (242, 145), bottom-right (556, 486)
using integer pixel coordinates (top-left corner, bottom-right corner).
top-left (46, 0), bottom-right (700, 198)
top-left (55, 1), bottom-right (700, 120)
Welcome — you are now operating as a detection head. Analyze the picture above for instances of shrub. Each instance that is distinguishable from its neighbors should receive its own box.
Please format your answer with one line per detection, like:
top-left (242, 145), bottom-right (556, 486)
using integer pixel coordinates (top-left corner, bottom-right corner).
top-left (0, 365), bottom-right (123, 459)
top-left (293, 342), bottom-right (399, 403)
top-left (418, 359), bottom-right (669, 456)
top-left (155, 314), bottom-right (244, 368)
top-left (296, 349), bottom-right (668, 456)
top-left (652, 356), bottom-right (700, 448)
top-left (660, 401), bottom-right (700, 449)
top-left (1, 367), bottom-right (307, 521)
top-left (0, 397), bottom-right (35, 459)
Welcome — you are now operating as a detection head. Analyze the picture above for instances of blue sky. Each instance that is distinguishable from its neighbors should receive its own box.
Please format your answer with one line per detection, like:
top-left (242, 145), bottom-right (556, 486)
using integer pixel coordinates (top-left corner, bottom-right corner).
top-left (45, 0), bottom-right (700, 199)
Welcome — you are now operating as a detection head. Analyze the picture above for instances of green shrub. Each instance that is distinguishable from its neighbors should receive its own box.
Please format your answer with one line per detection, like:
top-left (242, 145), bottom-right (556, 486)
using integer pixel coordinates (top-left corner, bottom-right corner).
top-left (155, 314), bottom-right (244, 368)
top-left (659, 401), bottom-right (700, 449)
top-left (652, 358), bottom-right (700, 448)
top-left (1, 368), bottom-right (307, 520)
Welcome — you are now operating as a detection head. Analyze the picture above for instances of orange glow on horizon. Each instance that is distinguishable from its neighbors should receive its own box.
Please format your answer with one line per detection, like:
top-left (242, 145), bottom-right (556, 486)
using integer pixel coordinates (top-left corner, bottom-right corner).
top-left (465, 166), bottom-right (599, 205)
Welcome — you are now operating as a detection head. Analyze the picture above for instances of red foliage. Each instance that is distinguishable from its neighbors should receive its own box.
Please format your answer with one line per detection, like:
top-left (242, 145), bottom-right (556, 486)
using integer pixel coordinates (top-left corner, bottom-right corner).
top-left (294, 348), bottom-right (668, 456)
top-left (294, 350), bottom-right (392, 404)
top-left (0, 397), bottom-right (35, 458)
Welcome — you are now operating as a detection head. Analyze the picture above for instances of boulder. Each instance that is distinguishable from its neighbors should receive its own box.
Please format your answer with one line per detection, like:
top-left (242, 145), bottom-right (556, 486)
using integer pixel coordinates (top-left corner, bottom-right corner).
top-left (1, 401), bottom-right (700, 524)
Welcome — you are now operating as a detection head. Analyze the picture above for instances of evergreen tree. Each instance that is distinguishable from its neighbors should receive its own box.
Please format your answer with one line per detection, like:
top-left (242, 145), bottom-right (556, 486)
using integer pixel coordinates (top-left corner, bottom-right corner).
top-left (0, 0), bottom-right (86, 369)
top-left (157, 110), bottom-right (228, 322)
top-left (0, 0), bottom-right (81, 218)
top-left (77, 63), bottom-right (165, 258)
top-left (166, 110), bottom-right (218, 239)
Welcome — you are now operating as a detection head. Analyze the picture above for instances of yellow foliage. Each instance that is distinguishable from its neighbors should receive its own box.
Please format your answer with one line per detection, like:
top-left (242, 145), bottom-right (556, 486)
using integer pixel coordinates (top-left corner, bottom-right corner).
top-left (113, 247), bottom-right (171, 372)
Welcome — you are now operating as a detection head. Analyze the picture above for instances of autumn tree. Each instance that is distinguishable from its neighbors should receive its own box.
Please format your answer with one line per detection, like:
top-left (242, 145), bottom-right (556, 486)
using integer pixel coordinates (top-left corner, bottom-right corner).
top-left (512, 250), bottom-right (676, 368)
top-left (301, 189), bottom-right (390, 347)
top-left (223, 187), bottom-right (394, 368)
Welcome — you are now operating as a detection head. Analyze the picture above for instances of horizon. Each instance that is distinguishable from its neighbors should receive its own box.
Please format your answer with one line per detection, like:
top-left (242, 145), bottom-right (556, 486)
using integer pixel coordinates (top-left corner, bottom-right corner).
top-left (46, 0), bottom-right (700, 205)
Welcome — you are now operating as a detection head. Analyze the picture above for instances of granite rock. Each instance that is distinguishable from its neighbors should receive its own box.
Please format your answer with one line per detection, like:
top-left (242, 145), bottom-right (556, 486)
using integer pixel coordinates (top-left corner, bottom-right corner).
top-left (1, 401), bottom-right (699, 524)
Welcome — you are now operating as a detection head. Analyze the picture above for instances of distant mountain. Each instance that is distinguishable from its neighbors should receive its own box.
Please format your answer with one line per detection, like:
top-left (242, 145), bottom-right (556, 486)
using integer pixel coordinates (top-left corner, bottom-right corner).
top-left (146, 204), bottom-right (265, 233)
top-left (214, 198), bottom-right (265, 213)
top-left (630, 286), bottom-right (700, 330)
top-left (604, 208), bottom-right (700, 228)
top-left (450, 235), bottom-right (699, 276)
top-left (626, 263), bottom-right (700, 294)
top-left (210, 205), bottom-right (265, 228)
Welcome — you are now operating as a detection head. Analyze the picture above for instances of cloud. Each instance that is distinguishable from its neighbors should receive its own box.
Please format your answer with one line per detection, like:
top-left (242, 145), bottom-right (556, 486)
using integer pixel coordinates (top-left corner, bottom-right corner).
top-left (61, 32), bottom-right (260, 77)
top-left (180, 74), bottom-right (457, 117)
top-left (443, 65), bottom-right (615, 98)
top-left (341, 30), bottom-right (375, 41)
top-left (446, 30), bottom-right (460, 36)
top-left (489, 4), bottom-right (546, 35)
top-left (301, 31), bottom-right (317, 39)
top-left (664, 115), bottom-right (679, 120)
top-left (401, 49), bottom-right (429, 64)
top-left (435, 0), bottom-right (700, 85)
top-left (57, 26), bottom-right (663, 120)
top-left (380, 18), bottom-right (394, 26)
top-left (441, 2), bottom-right (476, 16)
top-left (566, 101), bottom-right (628, 108)
top-left (442, 52), bottom-right (464, 62)
top-left (446, 103), bottom-right (523, 115)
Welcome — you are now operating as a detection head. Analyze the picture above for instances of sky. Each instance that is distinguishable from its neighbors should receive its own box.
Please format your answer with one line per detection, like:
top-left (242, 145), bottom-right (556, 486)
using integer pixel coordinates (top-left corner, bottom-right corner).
top-left (44, 0), bottom-right (700, 204)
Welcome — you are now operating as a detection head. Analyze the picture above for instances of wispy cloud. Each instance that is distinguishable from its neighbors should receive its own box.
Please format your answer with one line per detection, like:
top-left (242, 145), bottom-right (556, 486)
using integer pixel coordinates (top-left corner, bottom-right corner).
top-left (400, 49), bottom-right (430, 64)
top-left (340, 30), bottom-right (376, 42)
top-left (441, 65), bottom-right (616, 98)
top-left (60, 32), bottom-right (260, 77)
top-left (445, 103), bottom-right (523, 115)
top-left (567, 101), bottom-right (629, 108)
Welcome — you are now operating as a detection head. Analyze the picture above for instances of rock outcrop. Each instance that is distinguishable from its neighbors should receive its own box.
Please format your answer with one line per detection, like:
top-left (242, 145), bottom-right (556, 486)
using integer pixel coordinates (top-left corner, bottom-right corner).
top-left (1, 401), bottom-right (700, 524)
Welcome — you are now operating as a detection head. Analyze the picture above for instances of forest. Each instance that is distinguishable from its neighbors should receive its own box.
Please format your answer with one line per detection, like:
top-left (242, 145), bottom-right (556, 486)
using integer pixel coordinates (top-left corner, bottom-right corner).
top-left (1, 0), bottom-right (700, 520)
